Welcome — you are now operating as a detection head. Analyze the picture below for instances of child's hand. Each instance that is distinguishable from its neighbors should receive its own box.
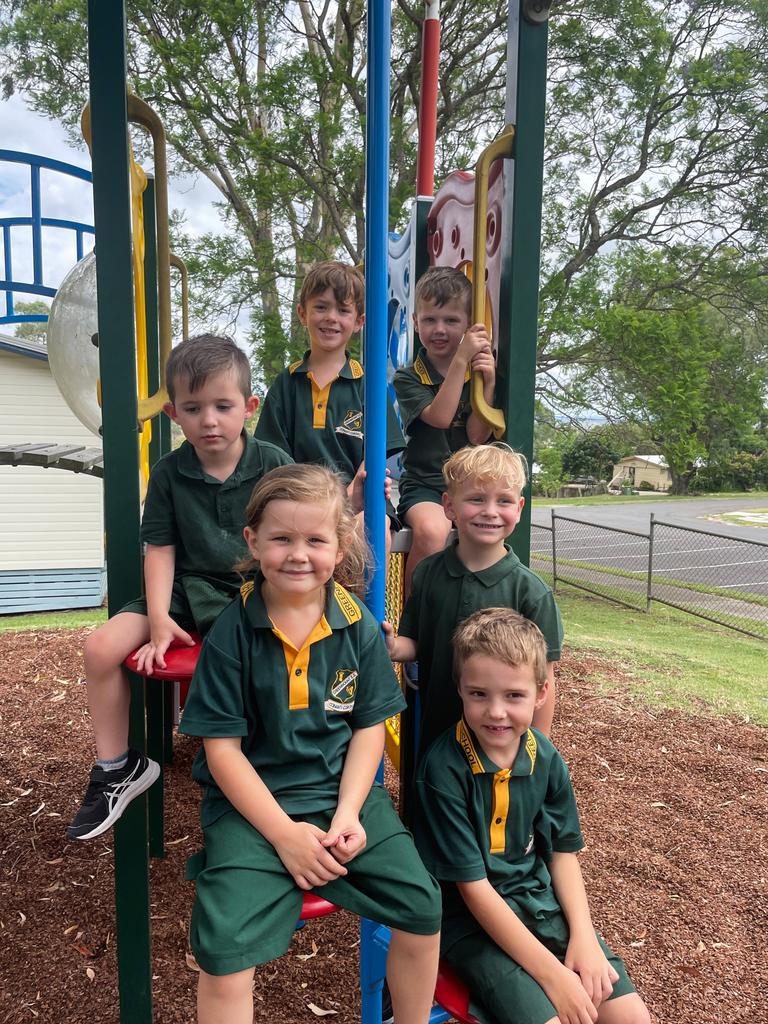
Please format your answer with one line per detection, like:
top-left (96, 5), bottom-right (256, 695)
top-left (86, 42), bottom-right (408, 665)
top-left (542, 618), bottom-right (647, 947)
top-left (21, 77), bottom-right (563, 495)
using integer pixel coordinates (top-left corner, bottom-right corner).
top-left (542, 962), bottom-right (598, 1024)
top-left (135, 617), bottom-right (195, 673)
top-left (456, 323), bottom-right (491, 365)
top-left (565, 933), bottom-right (619, 1009)
top-left (348, 463), bottom-right (392, 514)
top-left (471, 345), bottom-right (496, 385)
top-left (273, 821), bottom-right (348, 890)
top-left (322, 810), bottom-right (367, 864)
top-left (381, 621), bottom-right (396, 657)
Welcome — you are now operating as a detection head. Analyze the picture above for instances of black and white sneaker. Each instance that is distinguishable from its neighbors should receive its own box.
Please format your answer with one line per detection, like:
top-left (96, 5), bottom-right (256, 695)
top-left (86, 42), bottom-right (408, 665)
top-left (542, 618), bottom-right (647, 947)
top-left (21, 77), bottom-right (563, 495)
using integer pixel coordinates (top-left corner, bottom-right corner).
top-left (67, 749), bottom-right (160, 840)
top-left (381, 981), bottom-right (394, 1024)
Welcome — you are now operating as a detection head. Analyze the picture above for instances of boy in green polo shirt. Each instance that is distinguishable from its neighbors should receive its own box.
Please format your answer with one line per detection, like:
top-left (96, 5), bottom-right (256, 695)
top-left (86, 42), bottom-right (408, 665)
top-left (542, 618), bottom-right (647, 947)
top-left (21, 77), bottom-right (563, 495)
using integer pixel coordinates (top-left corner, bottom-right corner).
top-left (393, 266), bottom-right (496, 591)
top-left (385, 444), bottom-right (561, 756)
top-left (67, 334), bottom-right (291, 841)
top-left (254, 260), bottom-right (404, 532)
top-left (415, 609), bottom-right (649, 1024)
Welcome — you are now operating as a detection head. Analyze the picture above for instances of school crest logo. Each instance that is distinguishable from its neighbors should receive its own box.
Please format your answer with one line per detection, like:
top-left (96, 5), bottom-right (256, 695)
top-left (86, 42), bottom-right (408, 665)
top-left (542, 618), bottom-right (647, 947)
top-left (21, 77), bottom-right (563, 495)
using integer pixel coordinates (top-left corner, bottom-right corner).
top-left (335, 408), bottom-right (363, 439)
top-left (324, 668), bottom-right (358, 713)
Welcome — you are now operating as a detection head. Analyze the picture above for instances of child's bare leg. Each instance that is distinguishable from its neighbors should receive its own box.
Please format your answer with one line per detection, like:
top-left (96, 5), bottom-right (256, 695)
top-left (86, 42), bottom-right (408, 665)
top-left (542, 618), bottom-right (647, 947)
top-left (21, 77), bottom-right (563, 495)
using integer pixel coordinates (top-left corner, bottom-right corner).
top-left (386, 928), bottom-right (440, 1024)
top-left (596, 992), bottom-right (651, 1024)
top-left (198, 967), bottom-right (255, 1024)
top-left (403, 502), bottom-right (452, 593)
top-left (84, 612), bottom-right (150, 760)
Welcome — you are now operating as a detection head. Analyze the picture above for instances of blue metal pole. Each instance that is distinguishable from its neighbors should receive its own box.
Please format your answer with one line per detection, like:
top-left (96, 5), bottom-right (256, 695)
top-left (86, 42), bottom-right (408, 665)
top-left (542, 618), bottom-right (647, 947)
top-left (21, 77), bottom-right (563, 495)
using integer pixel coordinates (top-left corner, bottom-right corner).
top-left (363, 0), bottom-right (391, 623)
top-left (30, 163), bottom-right (43, 285)
top-left (361, 5), bottom-right (392, 1023)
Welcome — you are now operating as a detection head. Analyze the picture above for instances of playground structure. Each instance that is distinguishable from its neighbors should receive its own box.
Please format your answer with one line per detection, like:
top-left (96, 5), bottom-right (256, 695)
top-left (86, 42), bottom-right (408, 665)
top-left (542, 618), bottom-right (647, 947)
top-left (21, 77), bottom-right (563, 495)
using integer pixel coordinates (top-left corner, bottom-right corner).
top-left (1, 1), bottom-right (551, 1019)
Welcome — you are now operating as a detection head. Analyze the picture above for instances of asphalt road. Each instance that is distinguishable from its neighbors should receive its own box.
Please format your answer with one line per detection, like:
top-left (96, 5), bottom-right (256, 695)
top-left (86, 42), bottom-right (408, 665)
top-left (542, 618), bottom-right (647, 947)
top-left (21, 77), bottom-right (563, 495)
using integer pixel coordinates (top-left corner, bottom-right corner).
top-left (530, 496), bottom-right (768, 601)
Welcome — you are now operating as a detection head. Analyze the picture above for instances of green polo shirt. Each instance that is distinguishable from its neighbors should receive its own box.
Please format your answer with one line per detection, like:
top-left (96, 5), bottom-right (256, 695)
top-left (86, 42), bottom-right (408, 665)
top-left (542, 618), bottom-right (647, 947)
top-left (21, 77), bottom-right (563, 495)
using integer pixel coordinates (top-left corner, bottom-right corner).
top-left (393, 351), bottom-right (478, 493)
top-left (141, 432), bottom-right (292, 588)
top-left (179, 575), bottom-right (406, 827)
top-left (254, 351), bottom-right (405, 483)
top-left (414, 719), bottom-right (583, 953)
top-left (399, 541), bottom-right (563, 756)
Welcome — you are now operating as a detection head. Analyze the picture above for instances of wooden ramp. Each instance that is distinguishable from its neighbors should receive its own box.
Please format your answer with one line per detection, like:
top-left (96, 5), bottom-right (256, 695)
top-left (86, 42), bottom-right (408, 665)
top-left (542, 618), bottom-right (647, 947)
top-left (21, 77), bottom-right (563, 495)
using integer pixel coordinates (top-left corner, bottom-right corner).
top-left (0, 441), bottom-right (104, 477)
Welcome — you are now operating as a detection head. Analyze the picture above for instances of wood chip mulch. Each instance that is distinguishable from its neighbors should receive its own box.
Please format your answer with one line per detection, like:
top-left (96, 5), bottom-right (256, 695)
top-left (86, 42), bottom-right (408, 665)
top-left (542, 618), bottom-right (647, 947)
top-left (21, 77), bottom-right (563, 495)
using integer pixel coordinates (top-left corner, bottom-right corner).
top-left (0, 627), bottom-right (766, 1023)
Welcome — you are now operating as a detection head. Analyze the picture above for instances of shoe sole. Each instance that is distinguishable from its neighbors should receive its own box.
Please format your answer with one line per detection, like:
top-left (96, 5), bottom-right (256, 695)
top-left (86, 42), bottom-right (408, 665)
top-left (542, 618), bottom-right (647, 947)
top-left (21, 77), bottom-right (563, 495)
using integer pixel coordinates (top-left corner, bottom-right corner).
top-left (68, 759), bottom-right (161, 841)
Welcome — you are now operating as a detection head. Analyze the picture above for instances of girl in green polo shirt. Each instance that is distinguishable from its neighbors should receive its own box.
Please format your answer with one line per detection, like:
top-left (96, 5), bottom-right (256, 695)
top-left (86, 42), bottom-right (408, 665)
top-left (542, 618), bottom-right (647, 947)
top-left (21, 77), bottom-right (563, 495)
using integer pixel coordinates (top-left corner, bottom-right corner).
top-left (180, 464), bottom-right (441, 1024)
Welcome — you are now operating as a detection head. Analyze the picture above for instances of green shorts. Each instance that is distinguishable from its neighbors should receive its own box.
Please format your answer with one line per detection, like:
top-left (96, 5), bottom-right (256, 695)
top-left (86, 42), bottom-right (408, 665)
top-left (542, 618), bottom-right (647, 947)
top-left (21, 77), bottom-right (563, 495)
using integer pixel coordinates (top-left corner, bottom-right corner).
top-left (445, 910), bottom-right (635, 1024)
top-left (186, 784), bottom-right (442, 976)
top-left (120, 576), bottom-right (239, 635)
top-left (397, 477), bottom-right (445, 521)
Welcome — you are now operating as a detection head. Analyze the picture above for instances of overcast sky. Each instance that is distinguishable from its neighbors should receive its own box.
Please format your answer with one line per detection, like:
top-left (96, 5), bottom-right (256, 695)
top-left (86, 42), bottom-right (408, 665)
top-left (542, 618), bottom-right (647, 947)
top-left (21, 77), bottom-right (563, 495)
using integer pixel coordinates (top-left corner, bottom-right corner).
top-left (1, 93), bottom-right (226, 322)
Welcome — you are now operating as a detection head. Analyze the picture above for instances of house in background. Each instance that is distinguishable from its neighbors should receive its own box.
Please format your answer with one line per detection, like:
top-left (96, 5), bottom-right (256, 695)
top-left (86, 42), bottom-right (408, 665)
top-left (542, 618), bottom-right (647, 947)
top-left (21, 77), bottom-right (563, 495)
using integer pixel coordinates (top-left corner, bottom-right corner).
top-left (0, 332), bottom-right (105, 613)
top-left (610, 454), bottom-right (671, 492)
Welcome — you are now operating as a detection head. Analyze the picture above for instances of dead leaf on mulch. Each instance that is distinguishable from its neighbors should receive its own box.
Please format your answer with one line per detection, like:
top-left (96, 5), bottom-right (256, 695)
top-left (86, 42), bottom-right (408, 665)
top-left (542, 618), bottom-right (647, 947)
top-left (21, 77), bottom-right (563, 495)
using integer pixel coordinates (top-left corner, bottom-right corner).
top-left (296, 940), bottom-right (319, 961)
top-left (185, 952), bottom-right (201, 972)
top-left (307, 1003), bottom-right (338, 1016)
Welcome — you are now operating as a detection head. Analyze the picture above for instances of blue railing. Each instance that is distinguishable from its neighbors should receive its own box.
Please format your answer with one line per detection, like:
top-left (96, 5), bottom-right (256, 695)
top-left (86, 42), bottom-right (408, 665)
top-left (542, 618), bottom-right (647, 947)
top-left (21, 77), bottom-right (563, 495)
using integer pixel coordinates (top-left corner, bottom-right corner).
top-left (0, 150), bottom-right (94, 325)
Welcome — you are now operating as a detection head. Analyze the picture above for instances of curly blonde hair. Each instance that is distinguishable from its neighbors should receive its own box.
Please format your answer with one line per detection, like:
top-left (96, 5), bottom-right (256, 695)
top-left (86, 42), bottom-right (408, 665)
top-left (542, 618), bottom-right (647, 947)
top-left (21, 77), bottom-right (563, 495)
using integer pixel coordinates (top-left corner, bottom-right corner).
top-left (236, 464), bottom-right (371, 595)
top-left (443, 443), bottom-right (528, 496)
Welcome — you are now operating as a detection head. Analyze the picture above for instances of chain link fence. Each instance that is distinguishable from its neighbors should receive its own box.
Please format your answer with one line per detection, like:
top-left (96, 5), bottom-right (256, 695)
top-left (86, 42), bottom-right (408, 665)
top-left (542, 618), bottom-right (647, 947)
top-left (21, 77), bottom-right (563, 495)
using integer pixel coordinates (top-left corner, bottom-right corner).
top-left (535, 511), bottom-right (768, 641)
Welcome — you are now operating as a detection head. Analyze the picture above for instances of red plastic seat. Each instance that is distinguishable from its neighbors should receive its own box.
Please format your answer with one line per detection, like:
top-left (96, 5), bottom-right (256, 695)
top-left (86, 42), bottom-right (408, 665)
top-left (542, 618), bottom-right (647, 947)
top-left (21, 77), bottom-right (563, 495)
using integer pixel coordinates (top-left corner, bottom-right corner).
top-left (124, 635), bottom-right (202, 707)
top-left (300, 892), bottom-right (339, 920)
top-left (434, 960), bottom-right (479, 1024)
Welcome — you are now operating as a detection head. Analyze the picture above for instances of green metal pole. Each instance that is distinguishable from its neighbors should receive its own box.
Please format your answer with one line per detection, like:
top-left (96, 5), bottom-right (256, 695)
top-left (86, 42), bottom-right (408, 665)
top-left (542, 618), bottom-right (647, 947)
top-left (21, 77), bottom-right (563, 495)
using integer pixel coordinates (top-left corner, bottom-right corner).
top-left (86, 2), bottom-right (154, 1020)
top-left (497, 1), bottom-right (549, 566)
top-left (143, 176), bottom-right (168, 859)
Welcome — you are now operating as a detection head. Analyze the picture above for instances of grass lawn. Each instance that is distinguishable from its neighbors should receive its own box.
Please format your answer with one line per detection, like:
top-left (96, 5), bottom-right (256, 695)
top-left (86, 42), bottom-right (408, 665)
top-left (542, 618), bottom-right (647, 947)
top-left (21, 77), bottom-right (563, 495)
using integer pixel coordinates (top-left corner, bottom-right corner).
top-left (557, 590), bottom-right (768, 725)
top-left (0, 607), bottom-right (107, 632)
top-left (532, 489), bottom-right (768, 507)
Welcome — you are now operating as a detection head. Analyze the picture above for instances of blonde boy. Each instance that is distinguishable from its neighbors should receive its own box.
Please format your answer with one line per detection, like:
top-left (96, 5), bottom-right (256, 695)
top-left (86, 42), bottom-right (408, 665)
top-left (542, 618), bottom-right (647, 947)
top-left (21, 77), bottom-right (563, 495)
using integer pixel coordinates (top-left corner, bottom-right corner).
top-left (393, 266), bottom-right (496, 590)
top-left (385, 444), bottom-right (561, 757)
top-left (414, 609), bottom-right (649, 1024)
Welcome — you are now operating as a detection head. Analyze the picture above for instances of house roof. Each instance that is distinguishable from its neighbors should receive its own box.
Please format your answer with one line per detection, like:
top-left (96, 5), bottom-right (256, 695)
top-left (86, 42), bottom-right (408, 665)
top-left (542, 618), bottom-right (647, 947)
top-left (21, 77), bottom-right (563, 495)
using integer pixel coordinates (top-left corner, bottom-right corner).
top-left (617, 454), bottom-right (669, 468)
top-left (0, 332), bottom-right (48, 363)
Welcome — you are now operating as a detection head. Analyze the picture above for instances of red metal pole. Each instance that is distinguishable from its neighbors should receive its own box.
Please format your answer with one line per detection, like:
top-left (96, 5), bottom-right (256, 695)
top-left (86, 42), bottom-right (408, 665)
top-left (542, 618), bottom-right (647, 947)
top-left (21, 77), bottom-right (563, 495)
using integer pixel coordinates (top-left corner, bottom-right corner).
top-left (416, 1), bottom-right (441, 197)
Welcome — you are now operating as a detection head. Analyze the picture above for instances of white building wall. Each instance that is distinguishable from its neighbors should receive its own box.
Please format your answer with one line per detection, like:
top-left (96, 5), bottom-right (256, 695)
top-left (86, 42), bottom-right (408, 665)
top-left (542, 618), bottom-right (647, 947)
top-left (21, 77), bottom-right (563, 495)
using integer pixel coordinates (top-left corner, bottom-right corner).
top-left (0, 350), bottom-right (104, 571)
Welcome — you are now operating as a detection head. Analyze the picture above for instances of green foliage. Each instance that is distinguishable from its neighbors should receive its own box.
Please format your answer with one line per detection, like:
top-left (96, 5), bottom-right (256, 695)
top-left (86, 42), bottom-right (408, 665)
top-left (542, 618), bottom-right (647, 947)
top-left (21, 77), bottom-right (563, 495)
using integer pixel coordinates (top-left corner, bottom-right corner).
top-left (561, 429), bottom-right (621, 482)
top-left (10, 299), bottom-right (50, 345)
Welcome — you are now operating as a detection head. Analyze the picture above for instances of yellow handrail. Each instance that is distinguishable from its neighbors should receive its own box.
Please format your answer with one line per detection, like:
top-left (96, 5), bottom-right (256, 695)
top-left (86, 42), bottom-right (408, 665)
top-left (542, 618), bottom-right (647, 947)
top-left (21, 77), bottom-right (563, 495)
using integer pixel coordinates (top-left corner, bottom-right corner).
top-left (125, 95), bottom-right (172, 423)
top-left (471, 124), bottom-right (515, 440)
top-left (170, 253), bottom-right (189, 340)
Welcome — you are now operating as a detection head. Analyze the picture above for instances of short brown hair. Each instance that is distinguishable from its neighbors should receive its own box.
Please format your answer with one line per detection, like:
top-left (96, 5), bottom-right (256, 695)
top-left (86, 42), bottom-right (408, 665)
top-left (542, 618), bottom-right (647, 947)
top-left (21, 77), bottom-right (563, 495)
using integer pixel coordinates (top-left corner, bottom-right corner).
top-left (453, 608), bottom-right (548, 689)
top-left (443, 443), bottom-right (528, 496)
top-left (166, 334), bottom-right (251, 403)
top-left (299, 261), bottom-right (365, 317)
top-left (236, 464), bottom-right (371, 596)
top-left (414, 266), bottom-right (472, 318)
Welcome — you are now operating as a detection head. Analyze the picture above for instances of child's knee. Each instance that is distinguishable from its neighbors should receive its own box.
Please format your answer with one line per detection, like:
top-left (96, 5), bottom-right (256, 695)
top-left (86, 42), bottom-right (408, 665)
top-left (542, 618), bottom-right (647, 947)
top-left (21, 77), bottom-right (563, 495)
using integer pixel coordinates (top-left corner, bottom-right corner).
top-left (83, 625), bottom-right (122, 676)
top-left (198, 966), bottom-right (255, 1001)
top-left (600, 993), bottom-right (651, 1024)
top-left (388, 927), bottom-right (440, 957)
top-left (413, 513), bottom-right (450, 553)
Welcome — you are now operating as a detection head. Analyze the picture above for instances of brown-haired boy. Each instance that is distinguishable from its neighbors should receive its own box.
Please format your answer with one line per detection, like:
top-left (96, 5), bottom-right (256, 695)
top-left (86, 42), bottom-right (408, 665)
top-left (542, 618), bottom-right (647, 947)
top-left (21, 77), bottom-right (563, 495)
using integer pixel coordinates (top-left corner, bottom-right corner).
top-left (67, 334), bottom-right (292, 841)
top-left (255, 260), bottom-right (405, 519)
top-left (415, 608), bottom-right (650, 1024)
top-left (393, 266), bottom-right (496, 590)
top-left (384, 444), bottom-right (560, 757)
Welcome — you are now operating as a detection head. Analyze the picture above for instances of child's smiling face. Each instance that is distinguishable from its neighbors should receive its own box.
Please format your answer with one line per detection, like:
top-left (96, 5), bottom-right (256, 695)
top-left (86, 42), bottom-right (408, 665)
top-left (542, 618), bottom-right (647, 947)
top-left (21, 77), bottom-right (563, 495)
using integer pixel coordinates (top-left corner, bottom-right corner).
top-left (413, 295), bottom-right (470, 366)
top-left (443, 478), bottom-right (525, 549)
top-left (244, 498), bottom-right (344, 596)
top-left (458, 654), bottom-right (548, 765)
top-left (298, 287), bottom-right (364, 357)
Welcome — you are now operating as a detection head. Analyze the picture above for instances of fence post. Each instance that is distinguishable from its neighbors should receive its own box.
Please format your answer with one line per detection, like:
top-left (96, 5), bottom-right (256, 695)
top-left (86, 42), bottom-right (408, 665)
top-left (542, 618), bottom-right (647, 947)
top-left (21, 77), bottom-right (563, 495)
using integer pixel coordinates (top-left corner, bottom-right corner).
top-left (646, 513), bottom-right (655, 612)
top-left (551, 507), bottom-right (557, 592)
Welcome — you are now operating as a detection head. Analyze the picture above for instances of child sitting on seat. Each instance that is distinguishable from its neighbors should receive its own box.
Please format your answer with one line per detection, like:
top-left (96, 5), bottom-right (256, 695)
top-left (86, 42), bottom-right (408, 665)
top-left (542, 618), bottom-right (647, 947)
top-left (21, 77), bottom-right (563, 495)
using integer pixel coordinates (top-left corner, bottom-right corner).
top-left (68, 334), bottom-right (291, 841)
top-left (415, 608), bottom-right (650, 1024)
top-left (179, 464), bottom-right (441, 1024)
top-left (393, 266), bottom-right (496, 591)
